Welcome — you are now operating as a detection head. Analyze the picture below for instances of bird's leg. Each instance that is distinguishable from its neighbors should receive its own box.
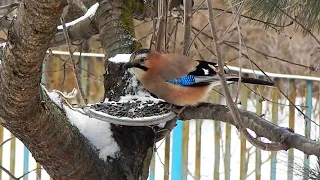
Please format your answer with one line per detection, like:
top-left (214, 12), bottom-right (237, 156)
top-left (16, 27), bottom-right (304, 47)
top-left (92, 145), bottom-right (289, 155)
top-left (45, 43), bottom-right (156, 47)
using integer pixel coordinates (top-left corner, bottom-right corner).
top-left (158, 102), bottom-right (190, 119)
top-left (159, 101), bottom-right (174, 110)
top-left (173, 105), bottom-right (193, 119)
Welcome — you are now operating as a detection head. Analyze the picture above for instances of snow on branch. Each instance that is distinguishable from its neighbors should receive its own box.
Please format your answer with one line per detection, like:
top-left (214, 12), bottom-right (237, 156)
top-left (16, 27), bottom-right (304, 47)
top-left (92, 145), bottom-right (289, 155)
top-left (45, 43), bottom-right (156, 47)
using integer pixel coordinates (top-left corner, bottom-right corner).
top-left (64, 106), bottom-right (119, 160)
top-left (108, 54), bottom-right (131, 63)
top-left (57, 3), bottom-right (99, 30)
top-left (46, 89), bottom-right (119, 161)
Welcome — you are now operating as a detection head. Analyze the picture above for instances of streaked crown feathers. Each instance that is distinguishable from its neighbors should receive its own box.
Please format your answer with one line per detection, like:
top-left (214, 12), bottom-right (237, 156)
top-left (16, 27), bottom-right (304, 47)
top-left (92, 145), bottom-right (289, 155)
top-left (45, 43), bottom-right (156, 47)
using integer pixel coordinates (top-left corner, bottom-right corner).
top-left (130, 49), bottom-right (151, 63)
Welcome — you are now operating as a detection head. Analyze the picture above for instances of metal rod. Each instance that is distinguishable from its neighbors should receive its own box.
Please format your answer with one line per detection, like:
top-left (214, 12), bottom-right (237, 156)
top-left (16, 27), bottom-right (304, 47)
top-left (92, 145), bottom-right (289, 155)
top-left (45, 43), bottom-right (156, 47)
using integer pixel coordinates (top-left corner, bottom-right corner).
top-left (240, 85), bottom-right (248, 180)
top-left (270, 78), bottom-right (280, 180)
top-left (182, 120), bottom-right (189, 180)
top-left (303, 80), bottom-right (312, 179)
top-left (255, 83), bottom-right (262, 180)
top-left (287, 79), bottom-right (295, 180)
top-left (0, 125), bottom-right (3, 179)
top-left (171, 120), bottom-right (183, 180)
top-left (10, 135), bottom-right (16, 180)
top-left (195, 120), bottom-right (202, 180)
top-left (23, 147), bottom-right (29, 180)
top-left (164, 135), bottom-right (171, 180)
top-left (149, 153), bottom-right (155, 180)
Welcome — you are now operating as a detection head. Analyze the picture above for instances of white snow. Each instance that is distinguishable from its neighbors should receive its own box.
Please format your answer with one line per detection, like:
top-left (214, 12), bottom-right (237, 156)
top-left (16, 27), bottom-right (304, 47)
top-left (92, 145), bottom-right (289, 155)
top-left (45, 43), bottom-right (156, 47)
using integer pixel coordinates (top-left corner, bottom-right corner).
top-left (64, 106), bottom-right (119, 160)
top-left (119, 94), bottom-right (163, 104)
top-left (108, 54), bottom-right (131, 63)
top-left (57, 3), bottom-right (99, 30)
top-left (0, 42), bottom-right (6, 48)
top-left (45, 86), bottom-right (119, 161)
top-left (103, 93), bottom-right (163, 110)
top-left (47, 91), bottom-right (63, 108)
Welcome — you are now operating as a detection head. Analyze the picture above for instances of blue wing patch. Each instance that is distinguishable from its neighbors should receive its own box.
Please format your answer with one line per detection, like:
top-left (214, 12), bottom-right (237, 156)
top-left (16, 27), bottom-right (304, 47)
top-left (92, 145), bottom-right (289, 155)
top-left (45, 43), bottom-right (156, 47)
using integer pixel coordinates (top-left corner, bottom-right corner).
top-left (167, 75), bottom-right (195, 86)
top-left (166, 60), bottom-right (218, 87)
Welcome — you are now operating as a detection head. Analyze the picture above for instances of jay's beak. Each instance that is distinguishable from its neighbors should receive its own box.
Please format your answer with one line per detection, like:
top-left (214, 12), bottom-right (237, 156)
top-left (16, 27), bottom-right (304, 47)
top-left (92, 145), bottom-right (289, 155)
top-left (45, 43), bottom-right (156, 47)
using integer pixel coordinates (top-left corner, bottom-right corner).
top-left (124, 62), bottom-right (134, 69)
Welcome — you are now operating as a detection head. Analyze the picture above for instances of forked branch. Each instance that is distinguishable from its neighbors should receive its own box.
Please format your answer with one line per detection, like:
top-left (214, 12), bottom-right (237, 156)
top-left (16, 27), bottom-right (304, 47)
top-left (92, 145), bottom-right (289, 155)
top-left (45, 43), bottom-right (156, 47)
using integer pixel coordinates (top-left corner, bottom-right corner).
top-left (175, 103), bottom-right (320, 156)
top-left (206, 0), bottom-right (286, 150)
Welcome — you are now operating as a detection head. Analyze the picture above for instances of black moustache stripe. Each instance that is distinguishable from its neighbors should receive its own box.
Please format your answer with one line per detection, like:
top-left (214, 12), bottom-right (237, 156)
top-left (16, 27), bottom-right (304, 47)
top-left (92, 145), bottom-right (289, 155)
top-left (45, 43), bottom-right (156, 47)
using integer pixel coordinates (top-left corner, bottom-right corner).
top-left (135, 64), bottom-right (149, 71)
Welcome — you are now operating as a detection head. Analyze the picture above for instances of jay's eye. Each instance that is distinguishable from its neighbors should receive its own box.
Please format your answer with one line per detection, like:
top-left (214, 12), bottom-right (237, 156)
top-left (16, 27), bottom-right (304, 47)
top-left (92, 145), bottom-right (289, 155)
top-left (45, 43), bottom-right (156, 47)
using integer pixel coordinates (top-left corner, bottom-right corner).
top-left (139, 58), bottom-right (146, 64)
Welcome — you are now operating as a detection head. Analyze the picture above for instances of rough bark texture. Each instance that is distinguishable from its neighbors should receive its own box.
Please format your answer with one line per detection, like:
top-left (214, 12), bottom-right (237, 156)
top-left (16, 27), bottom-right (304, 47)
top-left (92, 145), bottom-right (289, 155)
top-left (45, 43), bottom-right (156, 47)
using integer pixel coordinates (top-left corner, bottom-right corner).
top-left (96, 1), bottom-right (157, 179)
top-left (0, 0), bottom-right (174, 179)
top-left (0, 0), bottom-right (113, 179)
top-left (96, 0), bottom-right (140, 99)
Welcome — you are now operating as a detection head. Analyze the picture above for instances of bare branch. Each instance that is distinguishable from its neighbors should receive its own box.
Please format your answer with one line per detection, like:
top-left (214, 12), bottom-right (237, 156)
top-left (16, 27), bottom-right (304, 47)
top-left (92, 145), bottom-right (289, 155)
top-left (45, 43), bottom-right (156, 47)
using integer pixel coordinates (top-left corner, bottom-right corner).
top-left (0, 137), bottom-right (14, 147)
top-left (267, 0), bottom-right (320, 45)
top-left (183, 0), bottom-right (192, 55)
top-left (51, 13), bottom-right (98, 47)
top-left (17, 168), bottom-right (43, 179)
top-left (154, 0), bottom-right (167, 51)
top-left (206, 0), bottom-right (283, 150)
top-left (60, 17), bottom-right (88, 105)
top-left (0, 3), bottom-right (19, 12)
top-left (176, 103), bottom-right (320, 156)
top-left (0, 165), bottom-right (18, 180)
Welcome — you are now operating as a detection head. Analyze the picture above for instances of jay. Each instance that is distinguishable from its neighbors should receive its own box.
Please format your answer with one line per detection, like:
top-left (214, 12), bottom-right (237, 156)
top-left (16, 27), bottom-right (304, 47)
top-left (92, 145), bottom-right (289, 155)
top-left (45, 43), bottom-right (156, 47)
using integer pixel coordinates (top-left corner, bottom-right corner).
top-left (124, 49), bottom-right (274, 106)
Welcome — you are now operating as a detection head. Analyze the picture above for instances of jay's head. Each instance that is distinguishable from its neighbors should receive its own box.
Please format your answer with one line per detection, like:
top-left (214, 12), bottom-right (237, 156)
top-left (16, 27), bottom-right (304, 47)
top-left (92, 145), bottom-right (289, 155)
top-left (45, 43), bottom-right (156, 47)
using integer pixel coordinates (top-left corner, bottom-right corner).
top-left (124, 49), bottom-right (160, 77)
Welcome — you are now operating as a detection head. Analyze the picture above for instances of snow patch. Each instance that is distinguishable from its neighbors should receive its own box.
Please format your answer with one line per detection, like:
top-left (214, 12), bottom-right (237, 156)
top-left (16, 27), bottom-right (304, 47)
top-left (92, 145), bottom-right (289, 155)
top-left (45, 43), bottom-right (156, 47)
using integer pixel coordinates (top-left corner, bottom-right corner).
top-left (45, 86), bottom-right (119, 161)
top-left (119, 94), bottom-right (163, 104)
top-left (57, 3), bottom-right (99, 30)
top-left (64, 106), bottom-right (119, 160)
top-left (0, 43), bottom-right (6, 48)
top-left (47, 91), bottom-right (63, 108)
top-left (108, 54), bottom-right (131, 63)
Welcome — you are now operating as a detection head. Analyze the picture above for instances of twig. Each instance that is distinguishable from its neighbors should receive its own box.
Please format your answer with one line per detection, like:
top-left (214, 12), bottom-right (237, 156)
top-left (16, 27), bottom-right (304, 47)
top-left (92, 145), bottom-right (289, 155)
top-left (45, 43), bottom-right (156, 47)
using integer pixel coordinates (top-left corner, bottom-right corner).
top-left (0, 137), bottom-right (14, 147)
top-left (154, 0), bottom-right (167, 51)
top-left (224, 41), bottom-right (314, 70)
top-left (0, 165), bottom-right (17, 180)
top-left (17, 168), bottom-right (43, 179)
top-left (218, 0), bottom-right (244, 43)
top-left (267, 0), bottom-right (320, 45)
top-left (183, 0), bottom-right (192, 55)
top-left (242, 83), bottom-right (307, 107)
top-left (227, 0), bottom-right (246, 104)
top-left (0, 2), bottom-right (19, 11)
top-left (211, 7), bottom-right (293, 29)
top-left (191, 0), bottom-right (205, 15)
top-left (60, 17), bottom-right (88, 105)
top-left (206, 0), bottom-right (285, 150)
top-left (190, 26), bottom-right (310, 70)
top-left (222, 42), bottom-right (320, 127)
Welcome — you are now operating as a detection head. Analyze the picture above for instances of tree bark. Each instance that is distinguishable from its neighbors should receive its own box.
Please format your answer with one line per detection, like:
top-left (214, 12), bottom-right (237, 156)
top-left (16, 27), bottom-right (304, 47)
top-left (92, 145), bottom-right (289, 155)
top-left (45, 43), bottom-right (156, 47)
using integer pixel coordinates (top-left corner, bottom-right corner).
top-left (0, 0), bottom-right (176, 179)
top-left (96, 1), bottom-right (157, 179)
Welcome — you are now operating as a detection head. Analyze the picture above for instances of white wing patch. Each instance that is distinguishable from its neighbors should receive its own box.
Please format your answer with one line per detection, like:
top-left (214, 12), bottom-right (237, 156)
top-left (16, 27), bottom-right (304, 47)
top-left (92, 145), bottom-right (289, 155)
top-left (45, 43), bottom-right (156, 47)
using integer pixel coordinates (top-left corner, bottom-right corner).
top-left (202, 68), bottom-right (209, 75)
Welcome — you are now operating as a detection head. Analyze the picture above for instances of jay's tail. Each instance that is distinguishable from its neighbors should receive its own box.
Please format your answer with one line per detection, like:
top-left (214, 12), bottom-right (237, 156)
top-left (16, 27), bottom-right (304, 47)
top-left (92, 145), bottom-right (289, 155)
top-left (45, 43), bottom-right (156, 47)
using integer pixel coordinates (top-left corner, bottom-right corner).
top-left (226, 76), bottom-right (274, 86)
top-left (193, 75), bottom-right (274, 87)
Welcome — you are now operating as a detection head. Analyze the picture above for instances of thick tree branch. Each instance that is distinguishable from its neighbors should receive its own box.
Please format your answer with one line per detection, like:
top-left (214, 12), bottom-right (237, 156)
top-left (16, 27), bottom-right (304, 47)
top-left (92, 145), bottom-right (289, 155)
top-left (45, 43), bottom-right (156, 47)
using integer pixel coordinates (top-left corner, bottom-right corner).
top-left (0, 0), bottom-right (117, 179)
top-left (176, 103), bottom-right (320, 156)
top-left (51, 17), bottom-right (98, 47)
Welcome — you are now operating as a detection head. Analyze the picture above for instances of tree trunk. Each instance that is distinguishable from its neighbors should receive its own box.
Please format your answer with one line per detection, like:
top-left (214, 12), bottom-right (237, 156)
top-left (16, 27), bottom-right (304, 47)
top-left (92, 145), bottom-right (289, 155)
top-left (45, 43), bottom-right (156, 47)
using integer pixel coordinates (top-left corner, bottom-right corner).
top-left (0, 0), bottom-right (158, 179)
top-left (96, 0), bottom-right (156, 179)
